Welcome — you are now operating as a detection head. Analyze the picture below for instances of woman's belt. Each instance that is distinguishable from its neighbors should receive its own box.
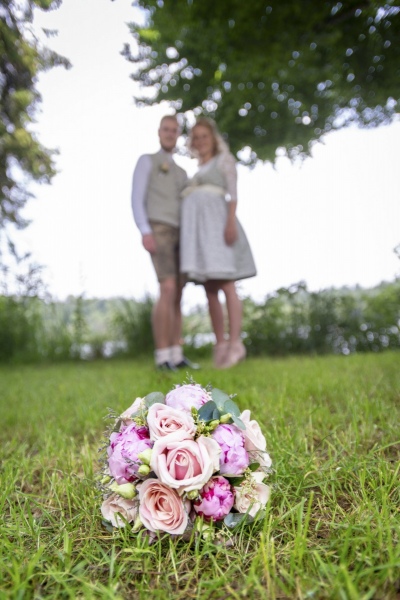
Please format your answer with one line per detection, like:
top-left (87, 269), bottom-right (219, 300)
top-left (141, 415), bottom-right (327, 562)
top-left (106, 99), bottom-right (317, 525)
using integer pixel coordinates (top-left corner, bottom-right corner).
top-left (181, 184), bottom-right (226, 198)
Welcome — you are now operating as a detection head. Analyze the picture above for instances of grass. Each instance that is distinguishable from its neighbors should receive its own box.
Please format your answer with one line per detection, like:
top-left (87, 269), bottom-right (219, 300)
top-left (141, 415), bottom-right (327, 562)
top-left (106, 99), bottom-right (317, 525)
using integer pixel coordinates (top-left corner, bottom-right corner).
top-left (0, 352), bottom-right (399, 599)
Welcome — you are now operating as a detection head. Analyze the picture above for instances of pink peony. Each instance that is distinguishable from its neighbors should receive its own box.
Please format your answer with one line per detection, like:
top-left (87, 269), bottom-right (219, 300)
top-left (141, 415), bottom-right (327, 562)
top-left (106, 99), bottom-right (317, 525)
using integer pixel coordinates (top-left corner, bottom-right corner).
top-left (165, 383), bottom-right (211, 413)
top-left (147, 402), bottom-right (196, 441)
top-left (101, 493), bottom-right (139, 528)
top-left (150, 433), bottom-right (220, 494)
top-left (193, 476), bottom-right (234, 521)
top-left (212, 424), bottom-right (249, 475)
top-left (138, 479), bottom-right (190, 535)
top-left (108, 423), bottom-right (153, 484)
top-left (234, 471), bottom-right (271, 517)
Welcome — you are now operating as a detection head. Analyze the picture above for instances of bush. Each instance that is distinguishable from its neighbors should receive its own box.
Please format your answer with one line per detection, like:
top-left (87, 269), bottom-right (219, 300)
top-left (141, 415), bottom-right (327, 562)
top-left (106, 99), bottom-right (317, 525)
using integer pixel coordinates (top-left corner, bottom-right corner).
top-left (243, 280), bottom-right (400, 356)
top-left (0, 295), bottom-right (42, 362)
top-left (112, 296), bottom-right (154, 357)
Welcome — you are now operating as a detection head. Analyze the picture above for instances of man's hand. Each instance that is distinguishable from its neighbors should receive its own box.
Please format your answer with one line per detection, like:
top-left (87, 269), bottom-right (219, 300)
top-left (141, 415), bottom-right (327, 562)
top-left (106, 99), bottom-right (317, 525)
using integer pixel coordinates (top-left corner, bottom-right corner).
top-left (142, 233), bottom-right (156, 254)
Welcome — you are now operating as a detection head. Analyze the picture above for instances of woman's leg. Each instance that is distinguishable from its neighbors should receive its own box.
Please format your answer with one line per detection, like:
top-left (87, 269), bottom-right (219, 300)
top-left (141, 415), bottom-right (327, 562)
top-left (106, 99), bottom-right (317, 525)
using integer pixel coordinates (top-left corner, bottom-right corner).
top-left (204, 280), bottom-right (229, 367)
top-left (220, 280), bottom-right (246, 368)
top-left (204, 281), bottom-right (225, 344)
top-left (220, 281), bottom-right (242, 343)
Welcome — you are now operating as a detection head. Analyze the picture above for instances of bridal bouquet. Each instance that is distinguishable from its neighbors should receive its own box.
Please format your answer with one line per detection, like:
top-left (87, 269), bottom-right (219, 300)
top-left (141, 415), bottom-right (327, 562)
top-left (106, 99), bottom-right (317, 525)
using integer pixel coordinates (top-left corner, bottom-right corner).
top-left (99, 382), bottom-right (272, 540)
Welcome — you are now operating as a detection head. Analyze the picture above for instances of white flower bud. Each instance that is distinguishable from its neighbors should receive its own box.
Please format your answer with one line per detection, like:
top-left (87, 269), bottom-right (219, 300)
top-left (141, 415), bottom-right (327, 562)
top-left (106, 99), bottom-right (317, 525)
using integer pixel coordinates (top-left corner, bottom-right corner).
top-left (109, 482), bottom-right (136, 500)
top-left (137, 464), bottom-right (151, 476)
top-left (132, 516), bottom-right (143, 532)
top-left (138, 449), bottom-right (153, 465)
top-left (219, 413), bottom-right (232, 424)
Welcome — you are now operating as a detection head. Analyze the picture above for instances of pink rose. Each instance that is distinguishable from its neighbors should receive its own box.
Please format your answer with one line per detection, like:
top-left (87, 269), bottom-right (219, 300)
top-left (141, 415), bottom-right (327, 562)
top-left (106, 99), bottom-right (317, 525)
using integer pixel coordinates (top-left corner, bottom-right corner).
top-left (108, 423), bottom-right (153, 484)
top-left (101, 493), bottom-right (138, 528)
top-left (147, 402), bottom-right (196, 441)
top-left (150, 433), bottom-right (220, 494)
top-left (240, 410), bottom-right (272, 469)
top-left (193, 476), bottom-right (234, 521)
top-left (234, 471), bottom-right (271, 517)
top-left (211, 424), bottom-right (249, 475)
top-left (165, 383), bottom-right (211, 413)
top-left (138, 478), bottom-right (190, 535)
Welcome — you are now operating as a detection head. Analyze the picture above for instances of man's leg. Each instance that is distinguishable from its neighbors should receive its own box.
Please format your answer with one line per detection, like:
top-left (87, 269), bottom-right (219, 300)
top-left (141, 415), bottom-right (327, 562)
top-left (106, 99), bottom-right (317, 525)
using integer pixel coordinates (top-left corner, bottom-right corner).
top-left (152, 276), bottom-right (177, 367)
top-left (171, 283), bottom-right (183, 347)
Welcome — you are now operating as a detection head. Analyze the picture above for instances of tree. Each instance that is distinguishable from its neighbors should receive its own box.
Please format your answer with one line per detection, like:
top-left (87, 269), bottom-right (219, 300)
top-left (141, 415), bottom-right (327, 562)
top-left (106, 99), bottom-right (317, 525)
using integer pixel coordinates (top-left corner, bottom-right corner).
top-left (0, 0), bottom-right (69, 231)
top-left (122, 0), bottom-right (400, 164)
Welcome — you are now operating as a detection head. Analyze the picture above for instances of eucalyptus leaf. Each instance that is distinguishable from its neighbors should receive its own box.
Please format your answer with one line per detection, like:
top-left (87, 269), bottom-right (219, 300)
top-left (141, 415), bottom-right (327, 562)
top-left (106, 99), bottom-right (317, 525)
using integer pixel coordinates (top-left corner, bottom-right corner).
top-left (231, 415), bottom-right (246, 430)
top-left (211, 388), bottom-right (230, 411)
top-left (198, 400), bottom-right (218, 422)
top-left (144, 391), bottom-right (165, 407)
top-left (212, 408), bottom-right (221, 421)
top-left (223, 399), bottom-right (241, 417)
top-left (224, 512), bottom-right (254, 529)
top-left (101, 519), bottom-right (115, 533)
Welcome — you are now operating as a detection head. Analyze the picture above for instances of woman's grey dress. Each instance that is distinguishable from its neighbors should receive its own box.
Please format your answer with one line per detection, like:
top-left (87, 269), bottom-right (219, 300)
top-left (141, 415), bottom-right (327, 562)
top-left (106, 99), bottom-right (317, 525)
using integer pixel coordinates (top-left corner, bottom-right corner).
top-left (180, 153), bottom-right (257, 283)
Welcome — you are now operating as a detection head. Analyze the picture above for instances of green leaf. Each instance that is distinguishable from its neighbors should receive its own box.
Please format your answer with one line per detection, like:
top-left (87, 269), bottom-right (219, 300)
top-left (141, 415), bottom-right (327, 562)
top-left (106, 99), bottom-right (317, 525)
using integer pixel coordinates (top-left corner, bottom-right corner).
top-left (248, 462), bottom-right (260, 472)
top-left (223, 399), bottom-right (241, 417)
top-left (224, 513), bottom-right (254, 529)
top-left (212, 408), bottom-right (220, 421)
top-left (137, 28), bottom-right (161, 42)
top-left (211, 388), bottom-right (230, 411)
top-left (198, 400), bottom-right (218, 422)
top-left (144, 391), bottom-right (165, 408)
top-left (231, 415), bottom-right (246, 430)
top-left (226, 476), bottom-right (245, 486)
top-left (101, 519), bottom-right (115, 533)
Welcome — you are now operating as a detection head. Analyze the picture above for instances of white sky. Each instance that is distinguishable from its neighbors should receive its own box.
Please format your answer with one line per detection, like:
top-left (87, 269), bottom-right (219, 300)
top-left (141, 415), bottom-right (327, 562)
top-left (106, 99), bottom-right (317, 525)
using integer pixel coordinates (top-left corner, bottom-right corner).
top-left (17, 0), bottom-right (400, 312)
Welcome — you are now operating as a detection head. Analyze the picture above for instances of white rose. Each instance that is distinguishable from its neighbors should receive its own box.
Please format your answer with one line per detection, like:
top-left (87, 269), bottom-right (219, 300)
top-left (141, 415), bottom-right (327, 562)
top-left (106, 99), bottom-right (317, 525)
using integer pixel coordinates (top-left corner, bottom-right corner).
top-left (240, 410), bottom-right (267, 451)
top-left (101, 493), bottom-right (139, 528)
top-left (234, 471), bottom-right (271, 518)
top-left (240, 410), bottom-right (272, 468)
top-left (120, 397), bottom-right (145, 424)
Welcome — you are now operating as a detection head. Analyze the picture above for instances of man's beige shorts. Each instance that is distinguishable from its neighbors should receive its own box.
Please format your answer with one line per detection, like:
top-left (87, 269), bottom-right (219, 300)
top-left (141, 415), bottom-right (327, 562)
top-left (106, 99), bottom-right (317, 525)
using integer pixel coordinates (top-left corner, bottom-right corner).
top-left (149, 221), bottom-right (183, 283)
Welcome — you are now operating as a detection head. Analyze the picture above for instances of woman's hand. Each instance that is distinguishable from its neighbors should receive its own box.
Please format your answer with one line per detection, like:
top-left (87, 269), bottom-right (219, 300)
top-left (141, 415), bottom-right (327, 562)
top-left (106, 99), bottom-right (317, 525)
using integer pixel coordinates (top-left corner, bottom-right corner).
top-left (224, 219), bottom-right (238, 245)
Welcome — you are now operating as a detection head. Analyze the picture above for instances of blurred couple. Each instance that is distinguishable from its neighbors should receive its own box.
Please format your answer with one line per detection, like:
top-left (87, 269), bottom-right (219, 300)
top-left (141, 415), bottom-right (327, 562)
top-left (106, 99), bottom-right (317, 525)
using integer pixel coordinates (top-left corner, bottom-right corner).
top-left (131, 115), bottom-right (256, 371)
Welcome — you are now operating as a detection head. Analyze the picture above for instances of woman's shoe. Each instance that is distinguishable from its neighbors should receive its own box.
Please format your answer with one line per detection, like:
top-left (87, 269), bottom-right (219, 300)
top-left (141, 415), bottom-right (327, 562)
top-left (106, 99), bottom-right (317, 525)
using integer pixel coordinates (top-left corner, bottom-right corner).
top-left (213, 341), bottom-right (229, 368)
top-left (221, 340), bottom-right (246, 369)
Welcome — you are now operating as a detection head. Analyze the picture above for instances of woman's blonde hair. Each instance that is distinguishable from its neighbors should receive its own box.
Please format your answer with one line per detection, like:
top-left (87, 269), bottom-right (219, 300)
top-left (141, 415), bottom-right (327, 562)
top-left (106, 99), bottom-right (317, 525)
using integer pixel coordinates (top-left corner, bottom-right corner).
top-left (187, 117), bottom-right (230, 158)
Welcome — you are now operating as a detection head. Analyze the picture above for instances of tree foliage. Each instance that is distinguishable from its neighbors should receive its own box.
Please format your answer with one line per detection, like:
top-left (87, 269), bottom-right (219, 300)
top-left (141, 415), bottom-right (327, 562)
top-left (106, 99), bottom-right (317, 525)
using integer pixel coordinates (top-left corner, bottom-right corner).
top-left (0, 0), bottom-right (69, 230)
top-left (123, 0), bottom-right (400, 163)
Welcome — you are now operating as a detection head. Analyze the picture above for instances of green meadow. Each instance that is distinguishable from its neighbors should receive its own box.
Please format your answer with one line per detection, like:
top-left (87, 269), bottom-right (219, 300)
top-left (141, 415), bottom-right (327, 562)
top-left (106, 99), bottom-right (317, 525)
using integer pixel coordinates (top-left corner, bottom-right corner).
top-left (1, 352), bottom-right (399, 599)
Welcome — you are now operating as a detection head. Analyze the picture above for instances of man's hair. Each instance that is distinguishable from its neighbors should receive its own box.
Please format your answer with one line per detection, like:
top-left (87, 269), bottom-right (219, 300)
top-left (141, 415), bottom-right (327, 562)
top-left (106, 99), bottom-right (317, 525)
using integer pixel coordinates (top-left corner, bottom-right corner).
top-left (159, 114), bottom-right (179, 127)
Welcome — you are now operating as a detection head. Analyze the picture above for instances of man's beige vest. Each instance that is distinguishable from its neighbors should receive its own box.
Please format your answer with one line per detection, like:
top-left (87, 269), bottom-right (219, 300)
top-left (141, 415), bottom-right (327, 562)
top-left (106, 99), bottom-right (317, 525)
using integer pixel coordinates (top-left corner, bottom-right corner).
top-left (146, 152), bottom-right (187, 228)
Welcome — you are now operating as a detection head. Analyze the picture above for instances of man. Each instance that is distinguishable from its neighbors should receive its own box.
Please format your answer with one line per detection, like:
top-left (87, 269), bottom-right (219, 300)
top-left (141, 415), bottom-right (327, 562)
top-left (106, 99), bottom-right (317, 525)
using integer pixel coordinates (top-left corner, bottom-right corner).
top-left (131, 114), bottom-right (198, 371)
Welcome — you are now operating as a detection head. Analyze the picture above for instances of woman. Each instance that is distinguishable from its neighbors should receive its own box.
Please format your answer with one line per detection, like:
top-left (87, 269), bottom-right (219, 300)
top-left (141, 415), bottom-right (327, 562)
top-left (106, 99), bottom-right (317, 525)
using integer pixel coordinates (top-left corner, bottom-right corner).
top-left (180, 118), bottom-right (257, 368)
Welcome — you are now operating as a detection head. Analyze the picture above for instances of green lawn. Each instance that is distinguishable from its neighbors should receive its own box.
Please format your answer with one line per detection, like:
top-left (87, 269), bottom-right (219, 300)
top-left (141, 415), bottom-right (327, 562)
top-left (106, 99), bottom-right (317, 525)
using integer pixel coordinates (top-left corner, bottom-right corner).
top-left (1, 353), bottom-right (399, 599)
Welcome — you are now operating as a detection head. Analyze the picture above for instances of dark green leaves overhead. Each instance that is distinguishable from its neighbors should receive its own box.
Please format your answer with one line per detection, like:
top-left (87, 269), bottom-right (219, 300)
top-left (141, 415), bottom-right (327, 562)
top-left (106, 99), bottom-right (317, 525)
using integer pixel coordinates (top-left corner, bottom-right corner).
top-left (123, 0), bottom-right (400, 164)
top-left (0, 0), bottom-right (70, 230)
